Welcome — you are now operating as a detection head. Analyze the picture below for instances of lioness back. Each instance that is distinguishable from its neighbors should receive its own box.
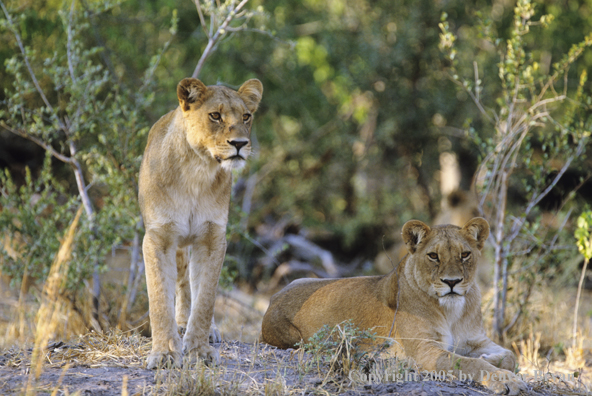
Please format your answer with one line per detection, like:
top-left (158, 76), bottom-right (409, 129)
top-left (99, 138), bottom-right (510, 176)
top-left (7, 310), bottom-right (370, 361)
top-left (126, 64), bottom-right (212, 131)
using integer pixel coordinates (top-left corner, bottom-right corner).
top-left (261, 276), bottom-right (396, 348)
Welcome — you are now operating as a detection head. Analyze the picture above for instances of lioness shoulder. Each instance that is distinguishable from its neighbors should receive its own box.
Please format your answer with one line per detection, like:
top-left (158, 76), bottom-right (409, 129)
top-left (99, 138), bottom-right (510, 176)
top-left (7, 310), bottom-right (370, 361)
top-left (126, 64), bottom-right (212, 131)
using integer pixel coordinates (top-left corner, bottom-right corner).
top-left (139, 78), bottom-right (262, 368)
top-left (261, 218), bottom-right (526, 395)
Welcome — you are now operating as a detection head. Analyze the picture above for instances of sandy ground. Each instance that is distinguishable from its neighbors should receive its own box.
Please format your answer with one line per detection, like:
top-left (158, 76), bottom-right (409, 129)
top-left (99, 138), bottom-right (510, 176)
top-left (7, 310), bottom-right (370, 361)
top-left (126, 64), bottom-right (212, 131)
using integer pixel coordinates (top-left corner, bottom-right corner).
top-left (1, 339), bottom-right (589, 395)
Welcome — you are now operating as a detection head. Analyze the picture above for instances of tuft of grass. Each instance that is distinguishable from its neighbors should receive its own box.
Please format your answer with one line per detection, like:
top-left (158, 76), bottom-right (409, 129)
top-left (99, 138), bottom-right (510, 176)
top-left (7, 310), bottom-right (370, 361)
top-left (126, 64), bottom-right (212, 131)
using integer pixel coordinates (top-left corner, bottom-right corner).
top-left (513, 332), bottom-right (542, 371)
top-left (43, 328), bottom-right (150, 368)
top-left (263, 376), bottom-right (286, 396)
top-left (153, 360), bottom-right (216, 396)
top-left (296, 319), bottom-right (384, 381)
top-left (565, 337), bottom-right (586, 371)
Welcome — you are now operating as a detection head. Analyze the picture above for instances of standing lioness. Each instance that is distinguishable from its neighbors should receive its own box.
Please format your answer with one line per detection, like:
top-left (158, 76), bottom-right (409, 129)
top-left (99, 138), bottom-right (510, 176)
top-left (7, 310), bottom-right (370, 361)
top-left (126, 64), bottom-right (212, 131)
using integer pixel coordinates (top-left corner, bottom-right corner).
top-left (261, 218), bottom-right (527, 395)
top-left (139, 78), bottom-right (263, 368)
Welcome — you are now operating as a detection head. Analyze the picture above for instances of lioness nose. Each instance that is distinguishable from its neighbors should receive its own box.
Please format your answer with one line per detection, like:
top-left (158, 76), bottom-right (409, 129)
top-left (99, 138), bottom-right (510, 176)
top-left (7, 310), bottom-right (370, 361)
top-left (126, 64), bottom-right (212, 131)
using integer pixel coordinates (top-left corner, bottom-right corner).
top-left (228, 139), bottom-right (248, 151)
top-left (441, 278), bottom-right (462, 289)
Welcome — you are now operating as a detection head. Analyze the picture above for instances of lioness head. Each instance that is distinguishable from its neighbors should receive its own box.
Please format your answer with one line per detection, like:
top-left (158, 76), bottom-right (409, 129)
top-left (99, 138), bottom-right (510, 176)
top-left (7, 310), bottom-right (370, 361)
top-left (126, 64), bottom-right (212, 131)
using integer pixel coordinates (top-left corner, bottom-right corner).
top-left (176, 78), bottom-right (263, 171)
top-left (401, 217), bottom-right (489, 308)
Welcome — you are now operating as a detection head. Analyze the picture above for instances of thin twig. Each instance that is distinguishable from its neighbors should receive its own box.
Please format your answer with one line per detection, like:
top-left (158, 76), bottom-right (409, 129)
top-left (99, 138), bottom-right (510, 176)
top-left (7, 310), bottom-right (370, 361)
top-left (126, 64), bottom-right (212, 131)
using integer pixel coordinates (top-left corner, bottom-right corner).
top-left (68, 141), bottom-right (94, 219)
top-left (66, 0), bottom-right (77, 84)
top-left (239, 231), bottom-right (281, 266)
top-left (506, 138), bottom-right (587, 246)
top-left (0, 123), bottom-right (73, 164)
top-left (573, 258), bottom-right (589, 348)
top-left (447, 74), bottom-right (495, 124)
top-left (473, 61), bottom-right (480, 102)
top-left (194, 0), bottom-right (209, 37)
top-left (191, 0), bottom-right (251, 78)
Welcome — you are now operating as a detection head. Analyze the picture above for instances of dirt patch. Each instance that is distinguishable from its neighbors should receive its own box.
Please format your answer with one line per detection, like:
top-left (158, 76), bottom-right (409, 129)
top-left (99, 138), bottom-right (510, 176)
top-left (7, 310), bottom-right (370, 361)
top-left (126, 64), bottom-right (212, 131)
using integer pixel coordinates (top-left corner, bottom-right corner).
top-left (0, 337), bottom-right (588, 395)
top-left (0, 366), bottom-right (152, 395)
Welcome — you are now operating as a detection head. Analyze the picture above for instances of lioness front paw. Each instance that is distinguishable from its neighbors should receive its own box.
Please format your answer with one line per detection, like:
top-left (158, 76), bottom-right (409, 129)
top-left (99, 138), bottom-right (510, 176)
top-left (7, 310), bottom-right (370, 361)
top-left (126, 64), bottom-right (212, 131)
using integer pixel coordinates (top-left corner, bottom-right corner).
top-left (482, 371), bottom-right (526, 395)
top-left (480, 352), bottom-right (516, 371)
top-left (209, 323), bottom-right (221, 343)
top-left (146, 351), bottom-right (182, 369)
top-left (183, 344), bottom-right (220, 366)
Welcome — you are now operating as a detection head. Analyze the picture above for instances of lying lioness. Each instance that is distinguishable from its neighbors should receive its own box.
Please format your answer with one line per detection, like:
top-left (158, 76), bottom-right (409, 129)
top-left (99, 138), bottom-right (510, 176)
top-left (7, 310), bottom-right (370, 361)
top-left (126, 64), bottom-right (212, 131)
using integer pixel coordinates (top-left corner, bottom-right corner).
top-left (261, 218), bottom-right (526, 395)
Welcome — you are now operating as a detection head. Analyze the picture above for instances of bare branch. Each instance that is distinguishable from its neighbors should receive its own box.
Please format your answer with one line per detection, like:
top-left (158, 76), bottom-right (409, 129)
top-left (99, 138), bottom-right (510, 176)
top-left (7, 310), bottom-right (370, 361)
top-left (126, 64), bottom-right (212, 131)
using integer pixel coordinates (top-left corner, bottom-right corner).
top-left (573, 257), bottom-right (590, 347)
top-left (68, 141), bottom-right (94, 219)
top-left (192, 39), bottom-right (216, 79)
top-left (447, 74), bottom-right (495, 124)
top-left (0, 122), bottom-right (73, 164)
top-left (508, 209), bottom-right (573, 275)
top-left (473, 61), bottom-right (480, 102)
top-left (527, 94), bottom-right (566, 114)
top-left (503, 277), bottom-right (533, 334)
top-left (66, 0), bottom-right (77, 84)
top-left (209, 0), bottom-right (216, 38)
top-left (191, 0), bottom-right (251, 79)
top-left (194, 0), bottom-right (209, 38)
top-left (506, 137), bottom-right (587, 245)
top-left (1, 124), bottom-right (94, 221)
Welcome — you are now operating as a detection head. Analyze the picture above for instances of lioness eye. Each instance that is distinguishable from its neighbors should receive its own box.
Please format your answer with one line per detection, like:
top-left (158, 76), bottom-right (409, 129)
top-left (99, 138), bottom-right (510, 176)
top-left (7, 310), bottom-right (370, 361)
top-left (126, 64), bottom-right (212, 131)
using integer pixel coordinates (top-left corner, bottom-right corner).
top-left (461, 252), bottom-right (471, 259)
top-left (427, 253), bottom-right (438, 260)
top-left (209, 112), bottom-right (221, 121)
top-left (243, 113), bottom-right (251, 122)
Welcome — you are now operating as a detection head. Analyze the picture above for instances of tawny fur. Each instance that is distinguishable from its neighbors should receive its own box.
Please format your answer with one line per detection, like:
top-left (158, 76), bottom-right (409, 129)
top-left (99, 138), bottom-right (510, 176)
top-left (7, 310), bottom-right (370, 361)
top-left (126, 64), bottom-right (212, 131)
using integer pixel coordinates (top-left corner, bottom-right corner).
top-left (139, 78), bottom-right (262, 368)
top-left (261, 218), bottom-right (526, 395)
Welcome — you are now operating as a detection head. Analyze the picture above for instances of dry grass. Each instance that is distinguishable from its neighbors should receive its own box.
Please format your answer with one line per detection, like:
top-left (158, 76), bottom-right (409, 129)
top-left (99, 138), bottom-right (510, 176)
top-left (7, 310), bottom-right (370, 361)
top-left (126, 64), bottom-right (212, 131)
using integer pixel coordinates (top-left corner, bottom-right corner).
top-left (479, 285), bottom-right (592, 395)
top-left (0, 325), bottom-right (591, 395)
top-left (2, 328), bottom-right (589, 395)
top-left (481, 285), bottom-right (592, 364)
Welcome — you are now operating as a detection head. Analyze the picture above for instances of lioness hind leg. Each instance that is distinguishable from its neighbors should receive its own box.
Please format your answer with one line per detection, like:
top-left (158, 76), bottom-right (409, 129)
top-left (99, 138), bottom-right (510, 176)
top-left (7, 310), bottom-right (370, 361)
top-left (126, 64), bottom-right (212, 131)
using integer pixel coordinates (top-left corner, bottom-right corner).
top-left (143, 231), bottom-right (183, 369)
top-left (209, 315), bottom-right (221, 343)
top-left (175, 248), bottom-right (191, 332)
top-left (261, 311), bottom-right (304, 349)
top-left (183, 222), bottom-right (226, 364)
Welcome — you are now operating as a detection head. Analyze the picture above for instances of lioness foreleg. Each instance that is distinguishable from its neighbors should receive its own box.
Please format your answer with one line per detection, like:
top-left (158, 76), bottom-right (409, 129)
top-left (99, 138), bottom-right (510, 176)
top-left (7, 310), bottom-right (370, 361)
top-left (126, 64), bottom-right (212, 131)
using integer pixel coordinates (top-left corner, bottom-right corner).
top-left (424, 344), bottom-right (526, 395)
top-left (183, 222), bottom-right (226, 364)
top-left (144, 231), bottom-right (183, 369)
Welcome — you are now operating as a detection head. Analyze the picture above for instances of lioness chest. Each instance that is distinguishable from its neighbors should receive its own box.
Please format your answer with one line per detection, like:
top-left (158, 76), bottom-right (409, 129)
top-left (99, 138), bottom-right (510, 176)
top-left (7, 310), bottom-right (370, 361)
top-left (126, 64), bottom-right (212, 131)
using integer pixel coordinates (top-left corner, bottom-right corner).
top-left (143, 147), bottom-right (233, 246)
top-left (166, 168), bottom-right (232, 245)
top-left (423, 298), bottom-right (479, 355)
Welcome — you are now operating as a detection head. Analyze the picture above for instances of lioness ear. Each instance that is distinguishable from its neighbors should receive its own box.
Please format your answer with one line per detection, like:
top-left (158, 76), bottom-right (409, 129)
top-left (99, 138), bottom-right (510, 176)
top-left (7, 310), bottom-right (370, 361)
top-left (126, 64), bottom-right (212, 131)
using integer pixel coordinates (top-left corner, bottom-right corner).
top-left (462, 217), bottom-right (489, 250)
top-left (401, 220), bottom-right (431, 254)
top-left (238, 79), bottom-right (263, 113)
top-left (177, 78), bottom-right (208, 111)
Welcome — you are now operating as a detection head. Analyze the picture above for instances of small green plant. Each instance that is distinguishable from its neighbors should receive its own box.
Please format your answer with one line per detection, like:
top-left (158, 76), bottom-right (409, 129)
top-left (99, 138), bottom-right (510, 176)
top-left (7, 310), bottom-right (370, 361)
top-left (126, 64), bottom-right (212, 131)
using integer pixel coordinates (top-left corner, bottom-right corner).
top-left (296, 320), bottom-right (380, 379)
